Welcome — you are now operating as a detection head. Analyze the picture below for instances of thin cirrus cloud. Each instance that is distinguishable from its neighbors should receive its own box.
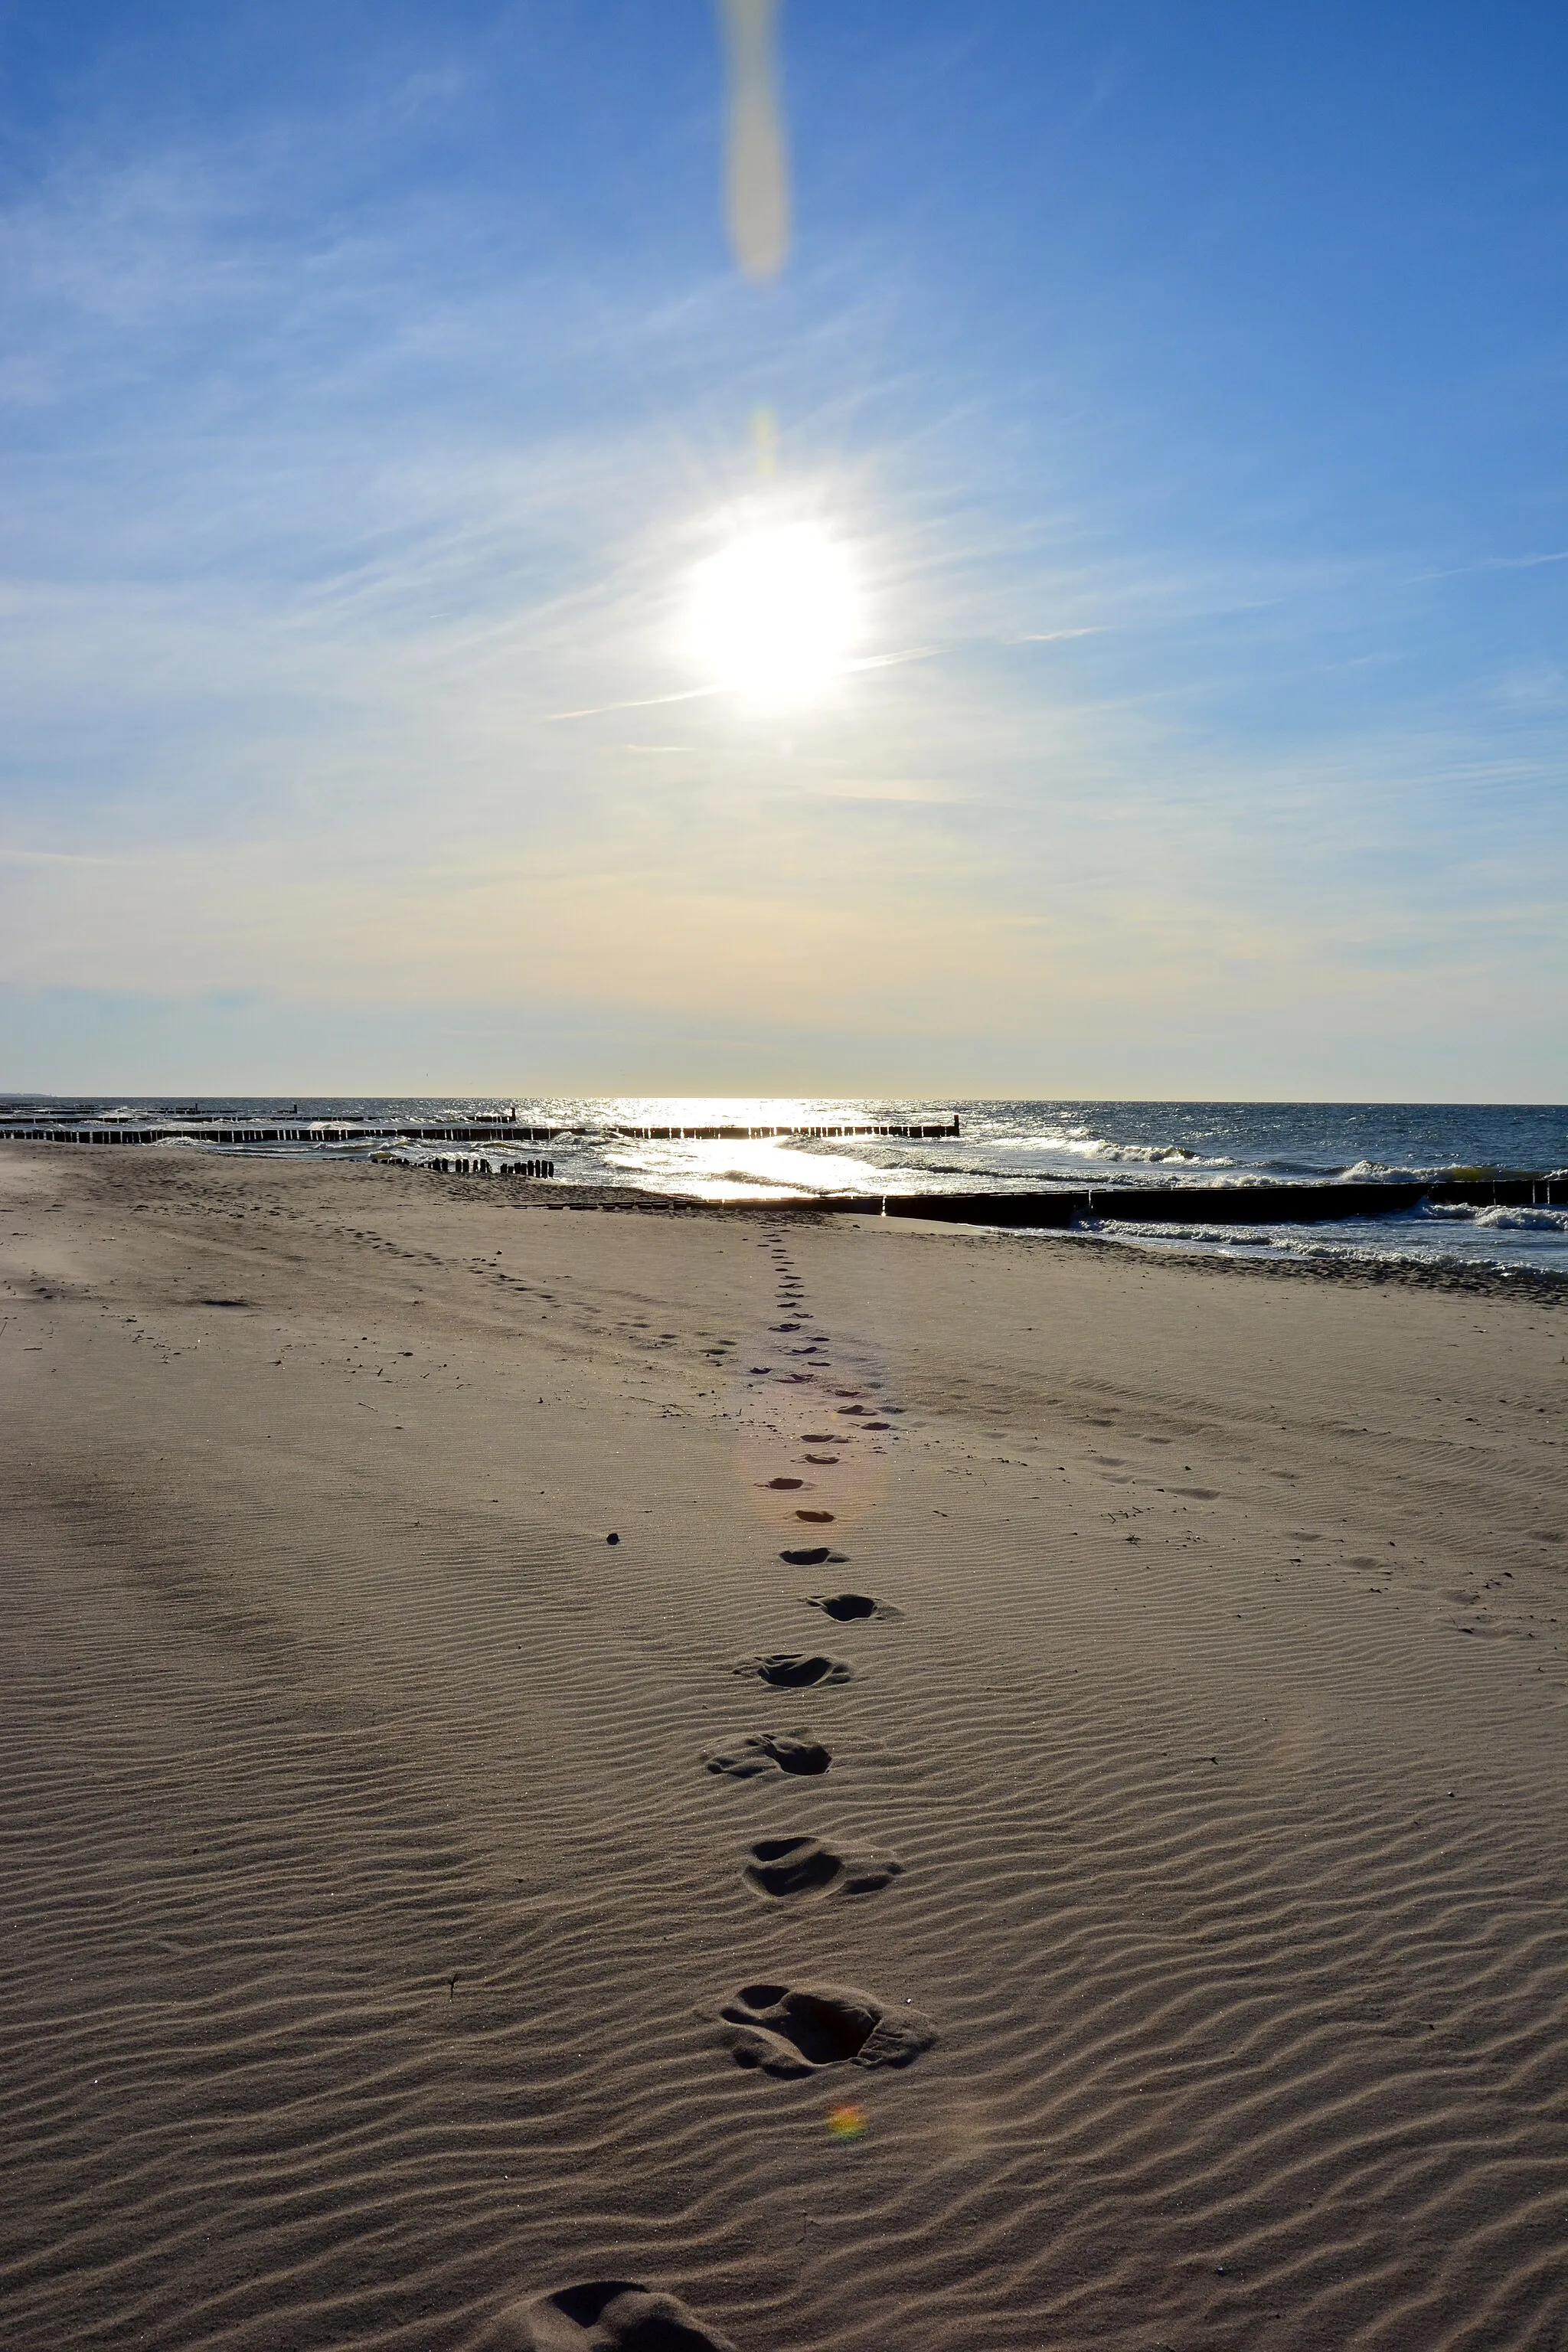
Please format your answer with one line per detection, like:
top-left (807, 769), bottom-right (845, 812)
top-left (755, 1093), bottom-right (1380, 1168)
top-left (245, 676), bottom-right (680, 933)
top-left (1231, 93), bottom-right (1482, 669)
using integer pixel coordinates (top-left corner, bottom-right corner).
top-left (0, 2), bottom-right (1563, 1095)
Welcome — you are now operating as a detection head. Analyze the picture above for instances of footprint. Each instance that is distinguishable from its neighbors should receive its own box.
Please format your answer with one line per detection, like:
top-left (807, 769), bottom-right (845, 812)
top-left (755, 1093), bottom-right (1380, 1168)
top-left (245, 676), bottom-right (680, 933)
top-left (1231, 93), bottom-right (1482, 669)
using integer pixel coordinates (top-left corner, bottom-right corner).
top-left (704, 1729), bottom-right (831, 1778)
top-left (779, 1546), bottom-right (847, 1566)
top-left (708, 1981), bottom-right (936, 2076)
top-left (765, 1477), bottom-right (805, 1490)
top-left (742, 1834), bottom-right (903, 1903)
top-left (795, 1509), bottom-right (835, 1523)
top-left (482, 2278), bottom-right (737, 2350)
top-left (739, 1653), bottom-right (854, 1687)
top-left (807, 1592), bottom-right (900, 1622)
top-left (804, 1453), bottom-right (839, 1465)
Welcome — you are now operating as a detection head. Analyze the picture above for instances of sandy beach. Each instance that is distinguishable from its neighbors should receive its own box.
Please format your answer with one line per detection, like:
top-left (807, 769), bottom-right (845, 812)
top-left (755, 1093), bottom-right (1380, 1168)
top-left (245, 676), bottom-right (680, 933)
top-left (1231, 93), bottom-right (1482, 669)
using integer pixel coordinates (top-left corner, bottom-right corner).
top-left (2, 1144), bottom-right (1563, 2352)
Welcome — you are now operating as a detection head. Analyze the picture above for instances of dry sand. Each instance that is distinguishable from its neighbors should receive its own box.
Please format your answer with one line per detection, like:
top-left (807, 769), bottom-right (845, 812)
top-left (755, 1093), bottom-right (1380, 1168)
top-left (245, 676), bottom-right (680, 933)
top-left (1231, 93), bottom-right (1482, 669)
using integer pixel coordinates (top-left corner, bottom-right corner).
top-left (1, 1146), bottom-right (1563, 2352)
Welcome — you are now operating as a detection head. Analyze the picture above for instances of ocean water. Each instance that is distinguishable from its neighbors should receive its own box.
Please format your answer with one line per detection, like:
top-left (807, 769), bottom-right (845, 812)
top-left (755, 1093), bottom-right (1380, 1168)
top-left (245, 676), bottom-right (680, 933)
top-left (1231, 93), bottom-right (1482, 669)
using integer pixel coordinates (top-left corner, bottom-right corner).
top-left (4, 1096), bottom-right (1566, 1279)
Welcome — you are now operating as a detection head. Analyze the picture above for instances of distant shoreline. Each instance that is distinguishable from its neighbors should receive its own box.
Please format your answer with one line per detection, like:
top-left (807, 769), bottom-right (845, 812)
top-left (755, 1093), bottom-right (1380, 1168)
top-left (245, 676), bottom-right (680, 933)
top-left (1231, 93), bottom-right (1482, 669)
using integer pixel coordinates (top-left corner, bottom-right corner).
top-left (6, 1139), bottom-right (1563, 1304)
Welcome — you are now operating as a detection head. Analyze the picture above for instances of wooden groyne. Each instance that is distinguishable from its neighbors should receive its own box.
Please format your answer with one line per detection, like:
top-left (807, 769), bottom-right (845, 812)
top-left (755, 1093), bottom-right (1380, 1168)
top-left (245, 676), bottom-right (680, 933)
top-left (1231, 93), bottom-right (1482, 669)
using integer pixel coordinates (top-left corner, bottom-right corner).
top-left (374, 1155), bottom-right (556, 1178)
top-left (0, 1115), bottom-right (959, 1148)
top-left (599, 1119), bottom-right (959, 1141)
top-left (0, 1121), bottom-right (560, 1147)
top-left (863, 1175), bottom-right (1567, 1227)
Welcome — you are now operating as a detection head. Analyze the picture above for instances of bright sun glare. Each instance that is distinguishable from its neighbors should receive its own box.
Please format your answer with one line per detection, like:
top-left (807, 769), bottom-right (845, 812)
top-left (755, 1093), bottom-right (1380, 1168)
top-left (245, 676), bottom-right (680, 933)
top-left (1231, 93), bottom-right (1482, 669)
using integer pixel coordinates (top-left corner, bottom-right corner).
top-left (686, 521), bottom-right (860, 704)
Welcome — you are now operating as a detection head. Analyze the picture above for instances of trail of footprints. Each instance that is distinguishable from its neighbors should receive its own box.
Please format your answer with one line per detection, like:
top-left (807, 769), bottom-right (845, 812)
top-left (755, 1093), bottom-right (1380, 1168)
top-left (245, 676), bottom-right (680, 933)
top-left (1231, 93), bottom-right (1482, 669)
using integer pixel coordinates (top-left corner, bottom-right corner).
top-left (701, 1232), bottom-right (931, 2069)
top-left (505, 1229), bottom-right (932, 2350)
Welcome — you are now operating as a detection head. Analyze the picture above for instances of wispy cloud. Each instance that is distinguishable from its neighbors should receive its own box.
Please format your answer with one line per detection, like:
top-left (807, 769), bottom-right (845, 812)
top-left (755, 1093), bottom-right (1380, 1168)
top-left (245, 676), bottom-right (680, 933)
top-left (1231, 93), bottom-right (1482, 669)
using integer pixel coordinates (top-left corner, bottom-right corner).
top-left (1407, 550), bottom-right (1568, 583)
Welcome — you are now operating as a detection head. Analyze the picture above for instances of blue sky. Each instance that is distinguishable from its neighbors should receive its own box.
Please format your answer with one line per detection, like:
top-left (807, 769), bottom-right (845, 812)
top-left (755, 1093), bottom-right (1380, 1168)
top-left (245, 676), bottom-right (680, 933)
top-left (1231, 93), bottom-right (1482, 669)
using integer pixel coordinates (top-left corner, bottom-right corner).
top-left (1, 0), bottom-right (1564, 1096)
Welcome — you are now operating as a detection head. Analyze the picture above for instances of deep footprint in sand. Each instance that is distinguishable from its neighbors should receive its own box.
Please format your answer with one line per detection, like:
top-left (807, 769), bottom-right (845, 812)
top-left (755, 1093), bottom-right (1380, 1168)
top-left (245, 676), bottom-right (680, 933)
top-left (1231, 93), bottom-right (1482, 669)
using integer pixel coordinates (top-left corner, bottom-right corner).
top-left (779, 1545), bottom-right (848, 1566)
top-left (738, 1651), bottom-right (854, 1687)
top-left (743, 1833), bottom-right (903, 1902)
top-left (707, 1981), bottom-right (936, 2076)
top-left (806, 1591), bottom-right (902, 1622)
top-left (703, 1729), bottom-right (831, 1778)
top-left (481, 2278), bottom-right (737, 2350)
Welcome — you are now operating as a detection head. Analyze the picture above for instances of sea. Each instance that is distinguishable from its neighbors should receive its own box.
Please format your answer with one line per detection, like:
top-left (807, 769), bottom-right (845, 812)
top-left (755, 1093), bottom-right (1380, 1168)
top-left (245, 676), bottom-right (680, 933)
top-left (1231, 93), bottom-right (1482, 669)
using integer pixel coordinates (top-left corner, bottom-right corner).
top-left (4, 1097), bottom-right (1566, 1280)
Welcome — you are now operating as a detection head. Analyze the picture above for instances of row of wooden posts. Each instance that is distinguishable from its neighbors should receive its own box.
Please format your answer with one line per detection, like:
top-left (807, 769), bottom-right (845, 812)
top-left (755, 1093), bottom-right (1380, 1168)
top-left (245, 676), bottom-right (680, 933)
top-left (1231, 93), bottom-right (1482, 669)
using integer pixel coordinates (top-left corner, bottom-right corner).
top-left (374, 1155), bottom-right (556, 1179)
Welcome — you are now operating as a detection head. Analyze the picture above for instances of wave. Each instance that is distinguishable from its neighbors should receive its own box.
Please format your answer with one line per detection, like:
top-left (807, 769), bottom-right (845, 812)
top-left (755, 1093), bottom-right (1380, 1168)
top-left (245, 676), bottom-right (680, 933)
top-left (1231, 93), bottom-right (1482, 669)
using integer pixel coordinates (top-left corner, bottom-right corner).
top-left (1416, 1202), bottom-right (1568, 1233)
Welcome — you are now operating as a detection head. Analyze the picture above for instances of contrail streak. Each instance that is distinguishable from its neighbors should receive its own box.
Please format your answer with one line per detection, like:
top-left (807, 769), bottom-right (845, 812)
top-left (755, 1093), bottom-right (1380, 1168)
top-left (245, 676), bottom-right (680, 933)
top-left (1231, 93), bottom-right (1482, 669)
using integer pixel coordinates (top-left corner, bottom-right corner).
top-left (544, 686), bottom-right (725, 723)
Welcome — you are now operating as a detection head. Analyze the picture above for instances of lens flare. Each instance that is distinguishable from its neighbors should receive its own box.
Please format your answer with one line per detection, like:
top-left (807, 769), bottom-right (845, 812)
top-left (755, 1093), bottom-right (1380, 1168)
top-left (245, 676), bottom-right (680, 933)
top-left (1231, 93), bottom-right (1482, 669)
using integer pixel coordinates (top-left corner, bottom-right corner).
top-left (687, 521), bottom-right (860, 704)
top-left (718, 0), bottom-right (789, 280)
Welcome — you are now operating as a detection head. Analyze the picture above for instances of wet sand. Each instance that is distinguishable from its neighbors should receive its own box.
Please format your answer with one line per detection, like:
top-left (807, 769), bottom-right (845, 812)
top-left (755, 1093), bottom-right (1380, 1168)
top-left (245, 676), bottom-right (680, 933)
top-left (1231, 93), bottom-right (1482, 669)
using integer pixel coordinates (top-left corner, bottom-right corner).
top-left (2, 1145), bottom-right (1563, 2351)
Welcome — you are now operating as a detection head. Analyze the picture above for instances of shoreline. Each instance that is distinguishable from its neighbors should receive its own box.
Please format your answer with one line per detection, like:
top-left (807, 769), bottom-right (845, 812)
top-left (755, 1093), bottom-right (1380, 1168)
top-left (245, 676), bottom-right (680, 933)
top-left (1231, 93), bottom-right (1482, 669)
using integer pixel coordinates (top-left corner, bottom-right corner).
top-left (11, 1139), bottom-right (1567, 1303)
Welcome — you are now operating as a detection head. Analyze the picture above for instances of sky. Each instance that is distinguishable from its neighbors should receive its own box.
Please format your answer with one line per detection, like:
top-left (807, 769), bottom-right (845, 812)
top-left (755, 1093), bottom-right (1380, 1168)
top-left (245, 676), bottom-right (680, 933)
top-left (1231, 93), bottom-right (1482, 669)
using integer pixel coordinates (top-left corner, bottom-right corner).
top-left (1, 0), bottom-right (1564, 1099)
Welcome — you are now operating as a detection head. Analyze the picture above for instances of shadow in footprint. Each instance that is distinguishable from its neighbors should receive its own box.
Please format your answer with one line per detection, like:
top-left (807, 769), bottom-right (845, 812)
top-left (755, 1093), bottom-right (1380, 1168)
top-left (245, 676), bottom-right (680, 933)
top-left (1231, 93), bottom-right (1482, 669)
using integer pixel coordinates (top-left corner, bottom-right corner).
top-left (708, 1981), bottom-right (936, 2076)
top-left (480, 2278), bottom-right (737, 2350)
top-left (806, 1592), bottom-right (901, 1622)
top-left (764, 1477), bottom-right (805, 1490)
top-left (704, 1729), bottom-right (831, 1778)
top-left (743, 1834), bottom-right (903, 1902)
top-left (739, 1652), bottom-right (853, 1688)
top-left (780, 1545), bottom-right (847, 1566)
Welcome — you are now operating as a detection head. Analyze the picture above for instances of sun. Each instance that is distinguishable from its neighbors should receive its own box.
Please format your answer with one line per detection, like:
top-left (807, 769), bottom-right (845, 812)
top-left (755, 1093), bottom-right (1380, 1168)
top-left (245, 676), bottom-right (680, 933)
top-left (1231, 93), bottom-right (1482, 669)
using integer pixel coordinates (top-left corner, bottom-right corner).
top-left (686, 520), bottom-right (861, 704)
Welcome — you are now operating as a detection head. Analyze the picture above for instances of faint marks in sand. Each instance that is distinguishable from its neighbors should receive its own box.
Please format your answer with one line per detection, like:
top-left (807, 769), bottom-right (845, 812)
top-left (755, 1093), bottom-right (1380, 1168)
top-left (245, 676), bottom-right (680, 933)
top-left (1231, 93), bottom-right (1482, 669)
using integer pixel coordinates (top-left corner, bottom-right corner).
top-left (1436, 1572), bottom-right (1552, 1641)
top-left (1261, 1700), bottom-right (1328, 1777)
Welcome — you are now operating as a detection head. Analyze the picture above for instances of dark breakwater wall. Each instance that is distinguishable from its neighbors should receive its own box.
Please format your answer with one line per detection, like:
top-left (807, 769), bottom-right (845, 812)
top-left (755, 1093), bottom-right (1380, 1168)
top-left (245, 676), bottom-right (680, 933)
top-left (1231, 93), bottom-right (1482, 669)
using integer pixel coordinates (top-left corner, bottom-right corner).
top-left (864, 1176), bottom-right (1566, 1227)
